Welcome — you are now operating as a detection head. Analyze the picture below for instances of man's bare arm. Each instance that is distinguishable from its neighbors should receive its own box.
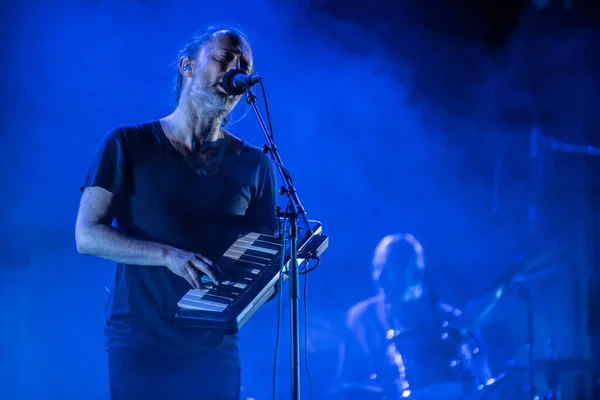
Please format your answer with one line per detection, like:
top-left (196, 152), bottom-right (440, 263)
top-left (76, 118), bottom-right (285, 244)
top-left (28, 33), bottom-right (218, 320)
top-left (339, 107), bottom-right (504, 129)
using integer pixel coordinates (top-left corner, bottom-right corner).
top-left (75, 186), bottom-right (220, 287)
top-left (75, 186), bottom-right (171, 265)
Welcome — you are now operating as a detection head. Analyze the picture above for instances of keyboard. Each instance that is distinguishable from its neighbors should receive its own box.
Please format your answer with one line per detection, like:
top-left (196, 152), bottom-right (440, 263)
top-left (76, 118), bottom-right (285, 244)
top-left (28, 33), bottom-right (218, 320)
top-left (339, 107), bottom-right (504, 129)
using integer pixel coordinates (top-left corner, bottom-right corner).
top-left (174, 219), bottom-right (328, 333)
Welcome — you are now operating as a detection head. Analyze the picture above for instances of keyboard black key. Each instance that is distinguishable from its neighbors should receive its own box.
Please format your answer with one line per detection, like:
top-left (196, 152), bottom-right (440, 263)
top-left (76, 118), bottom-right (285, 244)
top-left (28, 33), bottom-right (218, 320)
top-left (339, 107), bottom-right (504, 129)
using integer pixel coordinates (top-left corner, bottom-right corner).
top-left (243, 249), bottom-right (275, 260)
top-left (209, 293), bottom-right (235, 302)
top-left (215, 285), bottom-right (243, 297)
top-left (234, 259), bottom-right (264, 269)
top-left (208, 287), bottom-right (236, 299)
top-left (239, 253), bottom-right (270, 265)
top-left (227, 267), bottom-right (259, 281)
top-left (203, 293), bottom-right (232, 305)
top-left (257, 234), bottom-right (282, 245)
top-left (250, 240), bottom-right (281, 252)
top-left (220, 279), bottom-right (246, 289)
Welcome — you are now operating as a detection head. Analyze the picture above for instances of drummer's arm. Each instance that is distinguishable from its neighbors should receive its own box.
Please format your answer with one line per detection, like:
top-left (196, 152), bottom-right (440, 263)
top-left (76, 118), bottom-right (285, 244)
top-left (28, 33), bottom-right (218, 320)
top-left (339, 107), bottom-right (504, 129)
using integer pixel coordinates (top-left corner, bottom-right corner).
top-left (331, 311), bottom-right (370, 387)
top-left (332, 314), bottom-right (357, 383)
top-left (346, 306), bottom-right (371, 355)
top-left (328, 328), bottom-right (351, 397)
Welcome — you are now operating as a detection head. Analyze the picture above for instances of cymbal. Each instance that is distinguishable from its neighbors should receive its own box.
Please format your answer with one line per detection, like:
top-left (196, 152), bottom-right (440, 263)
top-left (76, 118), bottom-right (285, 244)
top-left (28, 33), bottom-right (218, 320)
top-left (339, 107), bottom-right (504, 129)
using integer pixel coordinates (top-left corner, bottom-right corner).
top-left (460, 245), bottom-right (562, 330)
top-left (505, 358), bottom-right (593, 373)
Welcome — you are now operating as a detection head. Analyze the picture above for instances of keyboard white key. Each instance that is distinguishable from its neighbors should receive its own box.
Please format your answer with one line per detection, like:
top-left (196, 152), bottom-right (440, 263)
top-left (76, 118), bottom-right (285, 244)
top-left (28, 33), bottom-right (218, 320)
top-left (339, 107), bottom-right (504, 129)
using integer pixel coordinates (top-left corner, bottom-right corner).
top-left (177, 289), bottom-right (228, 312)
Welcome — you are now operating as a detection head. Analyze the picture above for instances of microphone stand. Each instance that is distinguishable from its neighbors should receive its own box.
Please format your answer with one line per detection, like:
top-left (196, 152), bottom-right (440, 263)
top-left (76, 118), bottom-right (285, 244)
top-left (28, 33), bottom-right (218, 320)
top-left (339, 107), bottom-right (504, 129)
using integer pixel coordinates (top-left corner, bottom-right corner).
top-left (520, 127), bottom-right (541, 400)
top-left (244, 86), bottom-right (312, 400)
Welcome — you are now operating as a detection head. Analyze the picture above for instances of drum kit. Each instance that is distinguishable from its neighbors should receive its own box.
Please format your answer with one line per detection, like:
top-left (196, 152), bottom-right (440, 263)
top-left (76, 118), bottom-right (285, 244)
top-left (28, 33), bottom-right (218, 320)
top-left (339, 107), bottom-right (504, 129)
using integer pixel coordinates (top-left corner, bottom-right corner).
top-left (336, 328), bottom-right (591, 400)
top-left (331, 245), bottom-right (594, 400)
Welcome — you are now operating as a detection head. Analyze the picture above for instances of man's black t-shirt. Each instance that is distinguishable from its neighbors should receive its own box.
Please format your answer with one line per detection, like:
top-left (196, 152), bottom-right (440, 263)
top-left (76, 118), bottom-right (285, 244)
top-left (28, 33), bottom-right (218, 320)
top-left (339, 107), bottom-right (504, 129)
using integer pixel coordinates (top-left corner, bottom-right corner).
top-left (81, 120), bottom-right (277, 365)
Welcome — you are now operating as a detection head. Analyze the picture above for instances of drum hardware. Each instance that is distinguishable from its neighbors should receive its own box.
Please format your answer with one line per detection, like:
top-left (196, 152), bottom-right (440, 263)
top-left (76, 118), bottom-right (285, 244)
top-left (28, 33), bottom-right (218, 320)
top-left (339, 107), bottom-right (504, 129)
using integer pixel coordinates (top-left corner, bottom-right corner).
top-left (336, 323), bottom-right (503, 399)
top-left (378, 321), bottom-right (497, 399)
top-left (460, 245), bottom-right (562, 332)
top-left (504, 357), bottom-right (593, 400)
top-left (532, 132), bottom-right (600, 398)
top-left (508, 278), bottom-right (539, 400)
top-left (449, 245), bottom-right (566, 400)
top-left (481, 266), bottom-right (551, 399)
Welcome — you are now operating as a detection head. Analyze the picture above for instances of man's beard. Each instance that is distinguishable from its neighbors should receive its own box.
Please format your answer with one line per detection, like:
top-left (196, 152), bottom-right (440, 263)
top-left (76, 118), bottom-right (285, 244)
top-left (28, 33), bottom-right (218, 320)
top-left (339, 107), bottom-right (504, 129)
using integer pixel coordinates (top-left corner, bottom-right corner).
top-left (187, 79), bottom-right (236, 120)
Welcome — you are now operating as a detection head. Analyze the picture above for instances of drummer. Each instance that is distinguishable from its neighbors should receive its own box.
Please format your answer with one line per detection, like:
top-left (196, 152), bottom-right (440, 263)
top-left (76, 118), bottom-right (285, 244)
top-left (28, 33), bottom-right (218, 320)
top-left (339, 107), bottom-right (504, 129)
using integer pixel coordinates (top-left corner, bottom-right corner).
top-left (334, 233), bottom-right (491, 398)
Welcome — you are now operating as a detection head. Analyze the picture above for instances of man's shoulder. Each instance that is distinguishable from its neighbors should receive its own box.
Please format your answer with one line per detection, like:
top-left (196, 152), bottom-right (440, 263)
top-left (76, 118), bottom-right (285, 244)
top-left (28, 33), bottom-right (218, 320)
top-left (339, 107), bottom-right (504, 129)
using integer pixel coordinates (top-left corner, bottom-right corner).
top-left (106, 120), bottom-right (158, 140)
top-left (239, 140), bottom-right (268, 160)
top-left (346, 295), bottom-right (380, 330)
top-left (235, 139), bottom-right (275, 174)
top-left (98, 121), bottom-right (160, 154)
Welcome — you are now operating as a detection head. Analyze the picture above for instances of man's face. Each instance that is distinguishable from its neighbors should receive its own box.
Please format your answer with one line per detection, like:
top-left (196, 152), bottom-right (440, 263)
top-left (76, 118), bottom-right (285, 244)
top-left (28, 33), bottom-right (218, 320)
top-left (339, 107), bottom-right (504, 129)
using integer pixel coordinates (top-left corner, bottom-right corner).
top-left (378, 253), bottom-right (420, 304)
top-left (186, 31), bottom-right (254, 117)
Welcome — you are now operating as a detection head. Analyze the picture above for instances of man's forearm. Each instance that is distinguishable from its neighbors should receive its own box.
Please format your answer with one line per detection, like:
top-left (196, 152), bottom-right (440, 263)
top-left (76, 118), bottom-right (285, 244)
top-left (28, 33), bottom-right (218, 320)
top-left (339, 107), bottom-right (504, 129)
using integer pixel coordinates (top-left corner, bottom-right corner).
top-left (76, 223), bottom-right (172, 266)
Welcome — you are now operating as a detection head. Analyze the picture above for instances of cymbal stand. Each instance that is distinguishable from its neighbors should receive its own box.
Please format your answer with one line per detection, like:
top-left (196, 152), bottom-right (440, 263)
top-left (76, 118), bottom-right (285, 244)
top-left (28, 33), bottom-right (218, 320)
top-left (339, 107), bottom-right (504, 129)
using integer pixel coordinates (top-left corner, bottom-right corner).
top-left (534, 132), bottom-right (600, 398)
top-left (543, 339), bottom-right (562, 400)
top-left (513, 281), bottom-right (538, 400)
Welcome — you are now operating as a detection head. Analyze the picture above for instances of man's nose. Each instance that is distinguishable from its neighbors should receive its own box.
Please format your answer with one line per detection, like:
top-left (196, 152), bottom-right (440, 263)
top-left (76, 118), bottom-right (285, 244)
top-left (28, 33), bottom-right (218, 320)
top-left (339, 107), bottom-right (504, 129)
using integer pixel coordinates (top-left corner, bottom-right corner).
top-left (228, 55), bottom-right (242, 71)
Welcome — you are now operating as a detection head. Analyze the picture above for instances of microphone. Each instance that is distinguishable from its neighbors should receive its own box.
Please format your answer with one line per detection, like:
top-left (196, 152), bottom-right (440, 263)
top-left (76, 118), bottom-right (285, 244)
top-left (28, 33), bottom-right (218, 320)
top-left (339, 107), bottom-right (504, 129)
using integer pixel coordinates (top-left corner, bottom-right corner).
top-left (221, 69), bottom-right (261, 96)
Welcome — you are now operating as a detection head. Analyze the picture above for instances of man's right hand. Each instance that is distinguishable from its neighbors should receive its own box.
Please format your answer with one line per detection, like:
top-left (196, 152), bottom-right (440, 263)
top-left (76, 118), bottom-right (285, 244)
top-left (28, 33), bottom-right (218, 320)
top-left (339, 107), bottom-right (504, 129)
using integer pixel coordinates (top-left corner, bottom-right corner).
top-left (164, 248), bottom-right (221, 290)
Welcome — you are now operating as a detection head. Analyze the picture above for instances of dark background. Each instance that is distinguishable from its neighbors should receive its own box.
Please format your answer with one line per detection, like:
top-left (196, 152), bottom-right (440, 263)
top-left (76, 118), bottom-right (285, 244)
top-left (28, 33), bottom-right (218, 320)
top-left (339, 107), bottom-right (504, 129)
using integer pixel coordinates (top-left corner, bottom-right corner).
top-left (1, 0), bottom-right (598, 398)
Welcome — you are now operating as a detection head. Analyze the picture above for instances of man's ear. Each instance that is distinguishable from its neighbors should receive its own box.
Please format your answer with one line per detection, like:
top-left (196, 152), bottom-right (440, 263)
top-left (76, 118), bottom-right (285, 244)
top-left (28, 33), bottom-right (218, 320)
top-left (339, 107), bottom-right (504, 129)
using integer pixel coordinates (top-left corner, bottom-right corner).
top-left (179, 57), bottom-right (193, 77)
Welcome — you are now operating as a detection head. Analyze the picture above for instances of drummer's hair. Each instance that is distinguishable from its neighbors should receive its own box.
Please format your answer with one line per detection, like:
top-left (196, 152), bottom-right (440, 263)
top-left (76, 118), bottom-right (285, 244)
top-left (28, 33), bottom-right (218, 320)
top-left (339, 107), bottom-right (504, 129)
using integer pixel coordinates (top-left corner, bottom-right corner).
top-left (372, 233), bottom-right (425, 282)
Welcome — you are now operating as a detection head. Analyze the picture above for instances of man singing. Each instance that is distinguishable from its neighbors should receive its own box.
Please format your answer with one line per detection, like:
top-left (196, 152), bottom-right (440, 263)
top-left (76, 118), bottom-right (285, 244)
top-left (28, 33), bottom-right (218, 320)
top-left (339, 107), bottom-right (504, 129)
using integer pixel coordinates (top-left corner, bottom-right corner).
top-left (75, 27), bottom-right (277, 400)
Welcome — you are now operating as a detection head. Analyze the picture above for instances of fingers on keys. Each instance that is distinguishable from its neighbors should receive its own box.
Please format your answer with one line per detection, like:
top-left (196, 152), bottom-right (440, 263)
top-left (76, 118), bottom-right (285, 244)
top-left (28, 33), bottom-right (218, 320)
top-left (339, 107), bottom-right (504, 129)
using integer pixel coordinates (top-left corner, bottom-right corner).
top-left (191, 255), bottom-right (221, 285)
top-left (184, 263), bottom-right (203, 289)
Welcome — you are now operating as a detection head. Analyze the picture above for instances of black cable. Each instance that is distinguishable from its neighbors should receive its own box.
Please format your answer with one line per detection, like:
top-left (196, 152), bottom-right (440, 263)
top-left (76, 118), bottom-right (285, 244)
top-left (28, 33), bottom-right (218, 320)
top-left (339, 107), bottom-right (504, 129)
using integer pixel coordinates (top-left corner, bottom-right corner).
top-left (260, 76), bottom-right (284, 400)
top-left (303, 265), bottom-right (313, 400)
top-left (256, 80), bottom-right (295, 186)
top-left (259, 80), bottom-right (274, 141)
top-left (300, 257), bottom-right (321, 275)
top-left (272, 216), bottom-right (288, 400)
